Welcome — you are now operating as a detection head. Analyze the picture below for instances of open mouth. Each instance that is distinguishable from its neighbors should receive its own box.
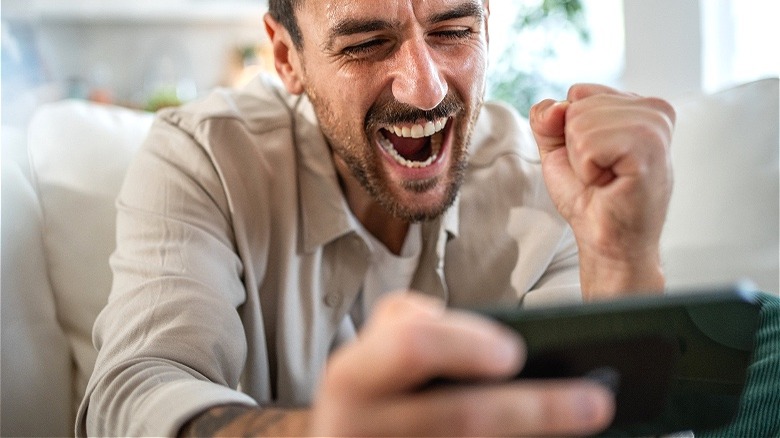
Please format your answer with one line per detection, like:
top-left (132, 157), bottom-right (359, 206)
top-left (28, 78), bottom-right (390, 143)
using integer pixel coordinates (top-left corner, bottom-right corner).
top-left (376, 117), bottom-right (448, 169)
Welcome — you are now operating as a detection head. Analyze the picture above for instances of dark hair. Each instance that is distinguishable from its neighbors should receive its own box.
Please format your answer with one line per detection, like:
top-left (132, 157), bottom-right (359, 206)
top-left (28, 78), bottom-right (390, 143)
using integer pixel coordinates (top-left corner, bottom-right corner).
top-left (268, 0), bottom-right (304, 49)
top-left (269, 0), bottom-right (488, 50)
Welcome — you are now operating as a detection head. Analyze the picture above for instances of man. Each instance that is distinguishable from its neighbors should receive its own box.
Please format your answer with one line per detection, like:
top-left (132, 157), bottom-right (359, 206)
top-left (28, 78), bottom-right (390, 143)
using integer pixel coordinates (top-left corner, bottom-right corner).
top-left (77, 0), bottom-right (675, 436)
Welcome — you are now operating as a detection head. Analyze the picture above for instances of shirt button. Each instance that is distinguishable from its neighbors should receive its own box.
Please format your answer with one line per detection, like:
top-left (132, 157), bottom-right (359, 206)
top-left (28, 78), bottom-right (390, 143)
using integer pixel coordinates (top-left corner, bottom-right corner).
top-left (324, 293), bottom-right (342, 308)
top-left (349, 235), bottom-right (363, 251)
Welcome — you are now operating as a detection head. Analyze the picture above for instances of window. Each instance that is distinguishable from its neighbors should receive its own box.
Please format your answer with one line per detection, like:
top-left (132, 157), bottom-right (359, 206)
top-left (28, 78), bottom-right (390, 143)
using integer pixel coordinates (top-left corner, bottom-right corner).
top-left (702, 0), bottom-right (780, 92)
top-left (486, 0), bottom-right (624, 115)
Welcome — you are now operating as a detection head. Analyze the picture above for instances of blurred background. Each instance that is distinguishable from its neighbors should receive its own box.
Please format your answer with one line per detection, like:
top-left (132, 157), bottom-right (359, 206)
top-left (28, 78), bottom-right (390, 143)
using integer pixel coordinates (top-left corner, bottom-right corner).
top-left (2, 0), bottom-right (778, 123)
top-left (0, 4), bottom-right (776, 436)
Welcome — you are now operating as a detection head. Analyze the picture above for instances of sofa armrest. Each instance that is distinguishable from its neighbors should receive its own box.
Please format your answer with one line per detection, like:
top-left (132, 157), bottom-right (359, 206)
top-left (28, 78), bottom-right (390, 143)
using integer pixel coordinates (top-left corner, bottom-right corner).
top-left (1, 160), bottom-right (72, 437)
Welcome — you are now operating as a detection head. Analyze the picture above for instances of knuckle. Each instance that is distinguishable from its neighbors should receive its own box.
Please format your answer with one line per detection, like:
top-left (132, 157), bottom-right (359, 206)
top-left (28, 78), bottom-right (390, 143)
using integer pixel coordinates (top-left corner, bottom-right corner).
top-left (371, 292), bottom-right (408, 319)
top-left (362, 317), bottom-right (423, 373)
top-left (320, 349), bottom-right (359, 395)
top-left (446, 395), bottom-right (487, 435)
top-left (567, 84), bottom-right (583, 101)
top-left (643, 96), bottom-right (677, 125)
top-left (372, 292), bottom-right (443, 323)
top-left (537, 393), bottom-right (566, 430)
top-left (512, 388), bottom-right (561, 432)
top-left (645, 120), bottom-right (672, 151)
top-left (632, 119), bottom-right (661, 140)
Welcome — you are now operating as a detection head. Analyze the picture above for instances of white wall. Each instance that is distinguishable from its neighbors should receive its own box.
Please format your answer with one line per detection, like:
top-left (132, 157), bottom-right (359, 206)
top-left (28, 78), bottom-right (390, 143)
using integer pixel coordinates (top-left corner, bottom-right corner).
top-left (622, 0), bottom-right (703, 99)
top-left (622, 0), bottom-right (780, 99)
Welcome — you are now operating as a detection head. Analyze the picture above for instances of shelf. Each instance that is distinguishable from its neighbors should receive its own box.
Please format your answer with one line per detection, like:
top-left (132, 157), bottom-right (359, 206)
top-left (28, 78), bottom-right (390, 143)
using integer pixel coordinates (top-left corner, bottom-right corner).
top-left (5, 0), bottom-right (267, 24)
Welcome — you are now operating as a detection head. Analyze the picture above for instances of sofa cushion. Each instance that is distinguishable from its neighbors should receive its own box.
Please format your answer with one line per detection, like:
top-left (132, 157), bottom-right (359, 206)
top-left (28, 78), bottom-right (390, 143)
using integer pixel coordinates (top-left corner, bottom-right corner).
top-left (663, 78), bottom-right (779, 294)
top-left (26, 100), bottom-right (154, 414)
top-left (1, 161), bottom-right (72, 437)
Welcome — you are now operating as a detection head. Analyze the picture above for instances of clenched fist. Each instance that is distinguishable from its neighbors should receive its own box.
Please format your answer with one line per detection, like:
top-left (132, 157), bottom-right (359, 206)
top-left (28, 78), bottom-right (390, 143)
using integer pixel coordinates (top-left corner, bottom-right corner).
top-left (530, 84), bottom-right (675, 299)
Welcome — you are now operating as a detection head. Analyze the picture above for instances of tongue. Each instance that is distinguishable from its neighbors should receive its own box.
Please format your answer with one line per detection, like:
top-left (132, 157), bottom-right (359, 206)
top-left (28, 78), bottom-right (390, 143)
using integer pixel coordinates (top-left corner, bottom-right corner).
top-left (382, 129), bottom-right (431, 161)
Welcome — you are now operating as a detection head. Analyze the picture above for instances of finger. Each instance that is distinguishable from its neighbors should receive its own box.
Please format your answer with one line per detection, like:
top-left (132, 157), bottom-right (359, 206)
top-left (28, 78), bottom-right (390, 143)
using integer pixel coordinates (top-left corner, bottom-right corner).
top-left (567, 84), bottom-right (676, 127)
top-left (350, 379), bottom-right (616, 437)
top-left (529, 99), bottom-right (580, 210)
top-left (567, 83), bottom-right (628, 102)
top-left (564, 119), bottom-right (632, 188)
top-left (529, 98), bottom-right (569, 156)
top-left (565, 104), bottom-right (673, 188)
top-left (325, 293), bottom-right (526, 398)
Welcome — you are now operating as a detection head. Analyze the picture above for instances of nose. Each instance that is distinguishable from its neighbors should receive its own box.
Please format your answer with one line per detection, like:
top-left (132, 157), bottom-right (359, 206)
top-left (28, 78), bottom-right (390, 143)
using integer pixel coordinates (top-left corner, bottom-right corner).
top-left (391, 39), bottom-right (448, 111)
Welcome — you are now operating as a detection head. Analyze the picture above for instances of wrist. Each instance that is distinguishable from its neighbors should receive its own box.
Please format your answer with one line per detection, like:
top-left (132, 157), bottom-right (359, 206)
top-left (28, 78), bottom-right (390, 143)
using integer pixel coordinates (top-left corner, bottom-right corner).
top-left (577, 244), bottom-right (665, 301)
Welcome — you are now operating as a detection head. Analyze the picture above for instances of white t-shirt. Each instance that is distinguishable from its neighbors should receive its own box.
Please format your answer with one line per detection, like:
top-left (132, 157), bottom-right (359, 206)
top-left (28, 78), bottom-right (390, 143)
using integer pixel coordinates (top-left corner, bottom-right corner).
top-left (349, 222), bottom-right (422, 327)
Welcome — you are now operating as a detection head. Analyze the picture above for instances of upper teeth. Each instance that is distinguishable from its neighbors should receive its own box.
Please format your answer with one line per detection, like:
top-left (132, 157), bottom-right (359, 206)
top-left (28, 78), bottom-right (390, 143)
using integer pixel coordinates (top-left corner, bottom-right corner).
top-left (378, 117), bottom-right (447, 168)
top-left (389, 118), bottom-right (447, 139)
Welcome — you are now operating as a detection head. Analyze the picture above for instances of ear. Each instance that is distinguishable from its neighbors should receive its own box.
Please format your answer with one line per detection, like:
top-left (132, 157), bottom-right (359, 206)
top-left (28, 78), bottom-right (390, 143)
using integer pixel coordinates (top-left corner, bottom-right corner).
top-left (264, 13), bottom-right (305, 95)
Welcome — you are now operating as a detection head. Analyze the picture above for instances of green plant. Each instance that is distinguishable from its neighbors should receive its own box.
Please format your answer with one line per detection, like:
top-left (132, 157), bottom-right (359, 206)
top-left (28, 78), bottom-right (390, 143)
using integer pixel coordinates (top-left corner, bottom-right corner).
top-left (144, 88), bottom-right (182, 112)
top-left (487, 0), bottom-right (590, 117)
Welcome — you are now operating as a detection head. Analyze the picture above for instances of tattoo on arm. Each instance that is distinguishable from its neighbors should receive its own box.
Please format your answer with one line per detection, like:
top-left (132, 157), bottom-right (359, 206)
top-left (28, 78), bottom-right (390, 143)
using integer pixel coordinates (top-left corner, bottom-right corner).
top-left (178, 404), bottom-right (306, 437)
top-left (178, 404), bottom-right (252, 437)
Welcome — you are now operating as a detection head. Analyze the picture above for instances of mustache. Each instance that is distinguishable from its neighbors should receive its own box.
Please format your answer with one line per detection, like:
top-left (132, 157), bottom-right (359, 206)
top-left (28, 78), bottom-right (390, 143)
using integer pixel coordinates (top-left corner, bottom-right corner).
top-left (365, 93), bottom-right (465, 130)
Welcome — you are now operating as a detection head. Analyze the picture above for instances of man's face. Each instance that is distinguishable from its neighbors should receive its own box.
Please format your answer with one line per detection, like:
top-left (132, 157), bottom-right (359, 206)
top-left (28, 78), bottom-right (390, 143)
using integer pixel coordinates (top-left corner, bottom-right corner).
top-left (293, 0), bottom-right (489, 222)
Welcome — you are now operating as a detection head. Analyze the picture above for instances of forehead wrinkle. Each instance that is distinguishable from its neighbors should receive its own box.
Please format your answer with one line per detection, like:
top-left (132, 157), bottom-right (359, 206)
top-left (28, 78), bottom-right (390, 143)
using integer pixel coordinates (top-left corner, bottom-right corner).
top-left (320, 0), bottom-right (485, 51)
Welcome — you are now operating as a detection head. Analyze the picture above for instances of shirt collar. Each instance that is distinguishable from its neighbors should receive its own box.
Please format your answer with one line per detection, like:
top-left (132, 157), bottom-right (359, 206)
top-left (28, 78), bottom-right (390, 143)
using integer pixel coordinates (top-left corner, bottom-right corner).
top-left (294, 95), bottom-right (357, 253)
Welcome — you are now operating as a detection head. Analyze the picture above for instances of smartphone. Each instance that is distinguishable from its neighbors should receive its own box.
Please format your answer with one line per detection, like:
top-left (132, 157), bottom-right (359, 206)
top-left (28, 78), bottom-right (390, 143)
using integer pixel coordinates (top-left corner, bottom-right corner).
top-left (479, 286), bottom-right (762, 436)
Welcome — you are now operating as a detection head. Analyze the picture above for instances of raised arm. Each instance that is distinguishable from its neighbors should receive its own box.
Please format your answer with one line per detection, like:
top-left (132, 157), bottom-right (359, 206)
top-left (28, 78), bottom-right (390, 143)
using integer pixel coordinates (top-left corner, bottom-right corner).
top-left (530, 84), bottom-right (675, 299)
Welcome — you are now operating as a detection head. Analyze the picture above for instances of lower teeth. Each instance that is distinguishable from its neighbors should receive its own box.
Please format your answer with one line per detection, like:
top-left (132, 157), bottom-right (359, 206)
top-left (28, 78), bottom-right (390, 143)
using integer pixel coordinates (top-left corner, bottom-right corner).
top-left (379, 131), bottom-right (442, 168)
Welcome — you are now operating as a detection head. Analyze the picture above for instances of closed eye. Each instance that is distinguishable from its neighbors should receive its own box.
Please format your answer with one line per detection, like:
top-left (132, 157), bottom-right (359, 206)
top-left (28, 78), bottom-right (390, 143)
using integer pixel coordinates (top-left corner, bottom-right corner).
top-left (431, 28), bottom-right (474, 40)
top-left (342, 38), bottom-right (390, 57)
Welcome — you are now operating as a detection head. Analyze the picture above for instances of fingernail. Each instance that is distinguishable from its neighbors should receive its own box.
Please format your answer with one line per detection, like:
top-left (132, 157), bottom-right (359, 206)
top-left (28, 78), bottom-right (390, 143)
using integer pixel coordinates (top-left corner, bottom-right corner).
top-left (492, 330), bottom-right (525, 372)
top-left (584, 366), bottom-right (621, 395)
top-left (554, 99), bottom-right (571, 111)
top-left (576, 385), bottom-right (616, 427)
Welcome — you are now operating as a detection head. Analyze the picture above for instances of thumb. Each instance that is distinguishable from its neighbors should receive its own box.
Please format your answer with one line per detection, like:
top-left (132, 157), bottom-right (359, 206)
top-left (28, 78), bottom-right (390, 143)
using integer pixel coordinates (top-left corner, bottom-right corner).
top-left (529, 99), bottom-right (569, 157)
top-left (529, 99), bottom-right (579, 213)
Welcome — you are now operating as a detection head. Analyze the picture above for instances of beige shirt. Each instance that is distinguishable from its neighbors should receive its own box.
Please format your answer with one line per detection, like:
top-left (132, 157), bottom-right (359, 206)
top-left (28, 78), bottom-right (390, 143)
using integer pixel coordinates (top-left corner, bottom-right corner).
top-left (77, 75), bottom-right (581, 437)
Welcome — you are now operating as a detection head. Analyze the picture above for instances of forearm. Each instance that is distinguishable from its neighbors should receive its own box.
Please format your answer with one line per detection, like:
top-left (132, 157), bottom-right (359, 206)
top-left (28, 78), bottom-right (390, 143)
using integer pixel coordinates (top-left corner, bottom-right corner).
top-left (178, 404), bottom-right (311, 437)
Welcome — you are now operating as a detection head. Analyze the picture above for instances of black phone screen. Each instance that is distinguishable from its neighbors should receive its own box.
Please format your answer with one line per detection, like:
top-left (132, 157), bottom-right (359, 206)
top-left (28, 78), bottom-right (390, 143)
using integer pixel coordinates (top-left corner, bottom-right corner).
top-left (480, 287), bottom-right (762, 436)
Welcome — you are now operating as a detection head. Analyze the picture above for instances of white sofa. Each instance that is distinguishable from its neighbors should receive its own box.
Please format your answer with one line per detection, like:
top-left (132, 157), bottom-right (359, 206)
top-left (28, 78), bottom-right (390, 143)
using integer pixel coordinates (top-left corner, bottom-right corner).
top-left (1, 102), bottom-right (154, 437)
top-left (1, 78), bottom-right (778, 437)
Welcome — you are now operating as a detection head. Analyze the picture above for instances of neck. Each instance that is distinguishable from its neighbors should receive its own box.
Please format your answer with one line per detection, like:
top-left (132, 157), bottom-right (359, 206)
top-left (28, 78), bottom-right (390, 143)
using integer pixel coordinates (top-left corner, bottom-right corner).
top-left (334, 155), bottom-right (409, 255)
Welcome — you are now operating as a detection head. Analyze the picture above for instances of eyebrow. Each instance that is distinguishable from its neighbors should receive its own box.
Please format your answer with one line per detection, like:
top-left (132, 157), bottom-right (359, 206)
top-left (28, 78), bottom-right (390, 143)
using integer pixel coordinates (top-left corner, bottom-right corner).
top-left (323, 0), bottom-right (484, 50)
top-left (328, 18), bottom-right (399, 45)
top-left (427, 1), bottom-right (484, 26)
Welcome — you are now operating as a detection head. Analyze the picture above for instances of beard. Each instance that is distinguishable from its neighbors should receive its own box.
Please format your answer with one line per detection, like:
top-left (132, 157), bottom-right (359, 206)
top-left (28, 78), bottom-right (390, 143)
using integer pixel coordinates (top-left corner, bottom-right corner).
top-left (307, 87), bottom-right (482, 223)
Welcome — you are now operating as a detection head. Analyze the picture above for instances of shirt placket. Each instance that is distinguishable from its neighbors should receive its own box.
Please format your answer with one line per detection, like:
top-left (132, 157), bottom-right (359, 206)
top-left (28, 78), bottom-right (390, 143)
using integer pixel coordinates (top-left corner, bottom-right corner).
top-left (322, 232), bottom-right (370, 329)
